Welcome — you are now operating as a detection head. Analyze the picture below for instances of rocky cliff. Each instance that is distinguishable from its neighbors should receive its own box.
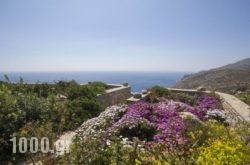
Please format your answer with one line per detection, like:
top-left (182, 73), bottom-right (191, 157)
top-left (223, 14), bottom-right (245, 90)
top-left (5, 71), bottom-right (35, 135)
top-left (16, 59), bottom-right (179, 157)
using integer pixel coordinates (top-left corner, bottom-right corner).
top-left (173, 58), bottom-right (250, 93)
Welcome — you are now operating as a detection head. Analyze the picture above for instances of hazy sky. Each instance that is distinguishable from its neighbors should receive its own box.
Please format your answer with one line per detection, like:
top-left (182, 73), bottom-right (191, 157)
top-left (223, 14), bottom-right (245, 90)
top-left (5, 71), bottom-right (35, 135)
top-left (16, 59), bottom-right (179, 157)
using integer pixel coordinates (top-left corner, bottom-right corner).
top-left (0, 0), bottom-right (250, 72)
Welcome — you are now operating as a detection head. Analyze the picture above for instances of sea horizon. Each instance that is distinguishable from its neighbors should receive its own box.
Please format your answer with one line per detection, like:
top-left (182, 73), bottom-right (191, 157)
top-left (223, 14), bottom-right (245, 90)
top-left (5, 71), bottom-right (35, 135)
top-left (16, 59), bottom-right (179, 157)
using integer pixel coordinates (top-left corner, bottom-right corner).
top-left (0, 71), bottom-right (188, 92)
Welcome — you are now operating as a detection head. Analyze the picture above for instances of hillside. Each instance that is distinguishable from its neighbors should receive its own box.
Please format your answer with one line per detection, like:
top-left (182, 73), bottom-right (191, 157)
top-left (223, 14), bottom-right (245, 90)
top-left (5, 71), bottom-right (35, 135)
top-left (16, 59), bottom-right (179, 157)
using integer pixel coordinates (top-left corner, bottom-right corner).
top-left (173, 58), bottom-right (250, 93)
top-left (2, 83), bottom-right (250, 164)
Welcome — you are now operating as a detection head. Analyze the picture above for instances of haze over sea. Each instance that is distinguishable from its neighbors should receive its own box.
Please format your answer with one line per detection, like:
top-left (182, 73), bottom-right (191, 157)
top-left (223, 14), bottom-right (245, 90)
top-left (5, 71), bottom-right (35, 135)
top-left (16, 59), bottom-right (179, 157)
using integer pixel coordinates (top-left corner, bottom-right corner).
top-left (0, 71), bottom-right (186, 92)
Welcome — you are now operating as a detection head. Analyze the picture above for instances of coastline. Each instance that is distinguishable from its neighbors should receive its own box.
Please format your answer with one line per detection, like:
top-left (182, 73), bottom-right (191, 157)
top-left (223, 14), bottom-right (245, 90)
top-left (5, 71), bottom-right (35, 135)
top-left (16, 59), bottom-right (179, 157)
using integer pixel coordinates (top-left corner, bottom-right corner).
top-left (0, 71), bottom-right (187, 92)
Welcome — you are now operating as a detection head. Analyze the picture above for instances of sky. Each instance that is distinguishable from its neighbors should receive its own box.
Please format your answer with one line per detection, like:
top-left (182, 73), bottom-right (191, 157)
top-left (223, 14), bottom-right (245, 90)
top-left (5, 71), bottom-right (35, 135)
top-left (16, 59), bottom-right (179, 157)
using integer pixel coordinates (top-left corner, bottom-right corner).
top-left (0, 0), bottom-right (250, 72)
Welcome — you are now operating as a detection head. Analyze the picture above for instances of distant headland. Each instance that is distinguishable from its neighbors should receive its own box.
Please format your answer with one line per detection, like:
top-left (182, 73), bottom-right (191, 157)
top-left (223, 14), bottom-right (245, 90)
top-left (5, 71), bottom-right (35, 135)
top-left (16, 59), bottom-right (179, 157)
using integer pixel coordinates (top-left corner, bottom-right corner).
top-left (173, 58), bottom-right (250, 93)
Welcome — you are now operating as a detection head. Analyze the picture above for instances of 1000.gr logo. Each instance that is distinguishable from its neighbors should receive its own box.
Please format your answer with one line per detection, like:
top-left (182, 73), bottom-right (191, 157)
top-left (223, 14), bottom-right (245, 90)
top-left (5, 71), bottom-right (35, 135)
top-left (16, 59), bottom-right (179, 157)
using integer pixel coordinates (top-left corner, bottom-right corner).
top-left (10, 137), bottom-right (70, 154)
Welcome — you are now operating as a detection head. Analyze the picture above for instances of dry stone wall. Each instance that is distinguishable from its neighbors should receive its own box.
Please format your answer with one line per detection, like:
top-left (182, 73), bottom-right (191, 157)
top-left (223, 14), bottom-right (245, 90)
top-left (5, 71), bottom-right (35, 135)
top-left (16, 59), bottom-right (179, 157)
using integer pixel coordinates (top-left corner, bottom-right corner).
top-left (97, 85), bottom-right (132, 107)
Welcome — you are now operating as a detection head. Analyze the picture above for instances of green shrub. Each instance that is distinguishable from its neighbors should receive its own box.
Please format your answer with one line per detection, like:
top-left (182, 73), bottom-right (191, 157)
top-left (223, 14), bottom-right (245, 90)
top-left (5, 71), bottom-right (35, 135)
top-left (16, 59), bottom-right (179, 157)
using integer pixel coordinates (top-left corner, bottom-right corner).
top-left (149, 86), bottom-right (170, 102)
top-left (150, 86), bottom-right (169, 96)
top-left (235, 85), bottom-right (250, 106)
top-left (119, 122), bottom-right (156, 141)
top-left (172, 92), bottom-right (199, 106)
top-left (0, 79), bottom-right (106, 163)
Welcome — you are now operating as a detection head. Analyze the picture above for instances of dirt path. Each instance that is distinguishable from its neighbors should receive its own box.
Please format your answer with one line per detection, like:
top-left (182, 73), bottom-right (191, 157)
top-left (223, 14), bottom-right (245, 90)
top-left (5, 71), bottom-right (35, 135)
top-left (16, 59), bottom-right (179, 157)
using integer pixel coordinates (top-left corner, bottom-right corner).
top-left (55, 131), bottom-right (77, 155)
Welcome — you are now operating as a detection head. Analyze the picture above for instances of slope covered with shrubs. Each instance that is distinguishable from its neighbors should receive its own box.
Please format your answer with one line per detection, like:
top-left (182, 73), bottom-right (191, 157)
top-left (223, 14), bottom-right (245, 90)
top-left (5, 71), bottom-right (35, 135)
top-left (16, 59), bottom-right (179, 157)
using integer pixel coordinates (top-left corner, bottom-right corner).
top-left (0, 80), bottom-right (106, 163)
top-left (1, 81), bottom-right (249, 164)
top-left (55, 87), bottom-right (250, 164)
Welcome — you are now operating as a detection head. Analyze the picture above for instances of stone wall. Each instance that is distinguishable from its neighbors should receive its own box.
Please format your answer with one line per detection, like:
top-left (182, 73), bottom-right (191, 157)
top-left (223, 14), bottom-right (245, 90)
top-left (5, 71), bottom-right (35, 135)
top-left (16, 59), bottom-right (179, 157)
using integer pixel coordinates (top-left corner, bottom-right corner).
top-left (97, 85), bottom-right (132, 107)
top-left (167, 88), bottom-right (204, 95)
top-left (216, 92), bottom-right (250, 123)
top-left (219, 98), bottom-right (245, 126)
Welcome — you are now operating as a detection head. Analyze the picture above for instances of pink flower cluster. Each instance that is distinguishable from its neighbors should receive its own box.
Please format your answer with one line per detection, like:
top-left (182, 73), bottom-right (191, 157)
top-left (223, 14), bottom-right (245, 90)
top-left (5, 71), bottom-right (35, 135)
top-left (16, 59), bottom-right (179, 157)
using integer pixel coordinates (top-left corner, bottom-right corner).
top-left (108, 102), bottom-right (185, 148)
top-left (196, 95), bottom-right (220, 109)
top-left (107, 95), bottom-right (223, 148)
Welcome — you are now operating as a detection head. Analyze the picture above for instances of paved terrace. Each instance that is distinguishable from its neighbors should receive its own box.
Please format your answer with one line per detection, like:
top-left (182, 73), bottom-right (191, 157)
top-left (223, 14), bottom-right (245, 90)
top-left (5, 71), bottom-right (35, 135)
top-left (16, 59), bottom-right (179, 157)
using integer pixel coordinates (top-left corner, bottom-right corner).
top-left (105, 84), bottom-right (129, 93)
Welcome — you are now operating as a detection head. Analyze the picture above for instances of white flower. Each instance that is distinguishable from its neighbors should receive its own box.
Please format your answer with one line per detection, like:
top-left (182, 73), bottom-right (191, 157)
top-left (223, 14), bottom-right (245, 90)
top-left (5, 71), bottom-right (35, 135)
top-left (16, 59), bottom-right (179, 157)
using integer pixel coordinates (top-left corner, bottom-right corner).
top-left (106, 139), bottom-right (111, 146)
top-left (123, 144), bottom-right (133, 149)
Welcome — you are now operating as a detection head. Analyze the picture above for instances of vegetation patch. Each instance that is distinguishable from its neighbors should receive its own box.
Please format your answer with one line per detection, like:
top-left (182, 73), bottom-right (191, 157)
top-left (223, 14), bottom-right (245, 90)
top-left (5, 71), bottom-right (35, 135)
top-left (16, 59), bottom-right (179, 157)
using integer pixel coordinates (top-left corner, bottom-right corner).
top-left (0, 80), bottom-right (105, 163)
top-left (54, 86), bottom-right (250, 164)
top-left (235, 85), bottom-right (250, 106)
top-left (1, 81), bottom-right (249, 164)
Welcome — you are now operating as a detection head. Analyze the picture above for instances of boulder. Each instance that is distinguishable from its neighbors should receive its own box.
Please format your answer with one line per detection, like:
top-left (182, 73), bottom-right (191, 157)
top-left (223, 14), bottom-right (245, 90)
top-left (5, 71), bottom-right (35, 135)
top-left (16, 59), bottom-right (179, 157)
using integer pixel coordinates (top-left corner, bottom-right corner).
top-left (197, 86), bottom-right (206, 92)
top-left (123, 82), bottom-right (129, 86)
top-left (179, 112), bottom-right (206, 130)
top-left (141, 90), bottom-right (148, 94)
top-left (133, 93), bottom-right (142, 99)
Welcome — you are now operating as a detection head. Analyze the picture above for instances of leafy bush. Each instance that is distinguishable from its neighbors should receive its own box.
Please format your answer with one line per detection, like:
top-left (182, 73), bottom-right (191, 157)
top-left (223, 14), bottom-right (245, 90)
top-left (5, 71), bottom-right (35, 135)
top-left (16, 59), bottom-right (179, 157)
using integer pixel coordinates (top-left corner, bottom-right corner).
top-left (118, 119), bottom-right (156, 141)
top-left (67, 98), bottom-right (103, 130)
top-left (87, 81), bottom-right (108, 92)
top-left (171, 92), bottom-right (199, 106)
top-left (149, 86), bottom-right (170, 102)
top-left (0, 80), bottom-right (106, 163)
top-left (235, 86), bottom-right (250, 106)
top-left (150, 86), bottom-right (169, 97)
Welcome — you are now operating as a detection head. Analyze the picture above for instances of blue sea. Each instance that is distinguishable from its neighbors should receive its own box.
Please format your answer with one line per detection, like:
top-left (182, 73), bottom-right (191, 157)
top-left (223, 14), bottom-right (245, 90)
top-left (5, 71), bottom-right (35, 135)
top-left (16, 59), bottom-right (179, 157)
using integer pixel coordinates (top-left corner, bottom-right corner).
top-left (0, 71), bottom-right (186, 92)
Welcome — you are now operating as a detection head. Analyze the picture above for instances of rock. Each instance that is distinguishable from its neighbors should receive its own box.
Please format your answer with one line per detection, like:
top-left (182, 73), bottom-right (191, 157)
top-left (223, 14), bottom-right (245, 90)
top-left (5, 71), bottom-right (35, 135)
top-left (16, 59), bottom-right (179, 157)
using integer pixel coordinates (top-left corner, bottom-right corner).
top-left (123, 82), bottom-right (129, 86)
top-left (173, 58), bottom-right (250, 93)
top-left (133, 93), bottom-right (142, 99)
top-left (179, 112), bottom-right (205, 130)
top-left (141, 90), bottom-right (148, 94)
top-left (236, 91), bottom-right (243, 95)
top-left (197, 86), bottom-right (206, 92)
top-left (59, 94), bottom-right (67, 100)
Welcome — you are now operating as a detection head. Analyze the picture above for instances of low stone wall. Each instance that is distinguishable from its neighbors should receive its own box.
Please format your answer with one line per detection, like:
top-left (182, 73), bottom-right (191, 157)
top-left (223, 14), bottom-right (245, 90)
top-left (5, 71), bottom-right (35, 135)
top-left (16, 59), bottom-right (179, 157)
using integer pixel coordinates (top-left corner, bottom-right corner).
top-left (216, 92), bottom-right (250, 123)
top-left (167, 88), bottom-right (205, 95)
top-left (97, 85), bottom-right (132, 107)
top-left (127, 92), bottom-right (150, 103)
top-left (219, 98), bottom-right (245, 126)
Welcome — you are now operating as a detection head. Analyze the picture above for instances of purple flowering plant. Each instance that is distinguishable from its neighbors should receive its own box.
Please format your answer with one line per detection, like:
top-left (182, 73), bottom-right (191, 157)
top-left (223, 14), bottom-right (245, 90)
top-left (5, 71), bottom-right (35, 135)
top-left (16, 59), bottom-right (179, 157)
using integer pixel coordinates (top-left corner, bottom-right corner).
top-left (107, 94), bottom-right (224, 151)
top-left (196, 95), bottom-right (221, 110)
top-left (107, 101), bottom-right (186, 149)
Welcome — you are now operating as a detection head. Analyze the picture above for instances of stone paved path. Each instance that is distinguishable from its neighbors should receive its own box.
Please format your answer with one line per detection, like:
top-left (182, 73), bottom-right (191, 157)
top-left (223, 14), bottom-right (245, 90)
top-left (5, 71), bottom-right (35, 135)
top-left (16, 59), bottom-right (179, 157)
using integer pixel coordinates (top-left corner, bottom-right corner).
top-left (216, 92), bottom-right (250, 122)
top-left (55, 131), bottom-right (77, 155)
